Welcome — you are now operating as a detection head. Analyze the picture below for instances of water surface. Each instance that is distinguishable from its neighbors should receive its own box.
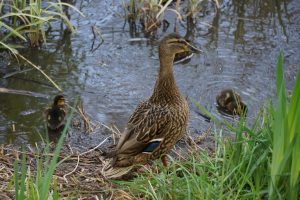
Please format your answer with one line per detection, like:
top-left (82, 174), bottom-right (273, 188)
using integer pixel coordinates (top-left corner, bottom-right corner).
top-left (0, 0), bottom-right (299, 145)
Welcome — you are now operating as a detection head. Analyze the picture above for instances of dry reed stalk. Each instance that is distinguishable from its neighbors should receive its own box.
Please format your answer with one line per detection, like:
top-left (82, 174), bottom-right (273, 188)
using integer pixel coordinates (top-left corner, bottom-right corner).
top-left (0, 87), bottom-right (48, 98)
top-left (77, 101), bottom-right (93, 133)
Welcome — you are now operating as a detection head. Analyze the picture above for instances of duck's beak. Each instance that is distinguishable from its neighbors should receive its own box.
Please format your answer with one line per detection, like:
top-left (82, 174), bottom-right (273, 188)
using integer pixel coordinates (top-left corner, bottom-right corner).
top-left (57, 99), bottom-right (65, 106)
top-left (186, 42), bottom-right (202, 54)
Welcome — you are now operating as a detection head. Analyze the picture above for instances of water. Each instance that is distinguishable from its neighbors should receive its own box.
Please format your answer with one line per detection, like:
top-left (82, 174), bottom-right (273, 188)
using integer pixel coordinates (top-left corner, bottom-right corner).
top-left (0, 0), bottom-right (299, 145)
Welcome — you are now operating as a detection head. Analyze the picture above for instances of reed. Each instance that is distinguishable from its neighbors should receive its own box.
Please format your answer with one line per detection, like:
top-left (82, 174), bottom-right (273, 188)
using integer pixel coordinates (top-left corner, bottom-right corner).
top-left (123, 0), bottom-right (218, 33)
top-left (0, 0), bottom-right (83, 48)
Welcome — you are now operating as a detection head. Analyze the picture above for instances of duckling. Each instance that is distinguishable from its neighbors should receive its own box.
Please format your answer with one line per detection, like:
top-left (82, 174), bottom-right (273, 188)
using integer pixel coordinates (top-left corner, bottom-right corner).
top-left (216, 89), bottom-right (247, 116)
top-left (45, 95), bottom-right (67, 131)
top-left (102, 33), bottom-right (201, 178)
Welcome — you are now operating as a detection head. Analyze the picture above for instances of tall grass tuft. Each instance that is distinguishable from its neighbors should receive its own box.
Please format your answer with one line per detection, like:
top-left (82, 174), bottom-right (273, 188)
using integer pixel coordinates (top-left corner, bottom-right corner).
top-left (13, 104), bottom-right (75, 199)
top-left (116, 52), bottom-right (300, 199)
top-left (269, 51), bottom-right (300, 199)
top-left (0, 0), bottom-right (83, 48)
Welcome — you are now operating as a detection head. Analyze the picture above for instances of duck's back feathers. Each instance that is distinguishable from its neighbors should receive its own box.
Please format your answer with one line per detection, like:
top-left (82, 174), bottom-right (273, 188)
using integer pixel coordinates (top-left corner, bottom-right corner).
top-left (104, 98), bottom-right (188, 169)
top-left (45, 106), bottom-right (66, 130)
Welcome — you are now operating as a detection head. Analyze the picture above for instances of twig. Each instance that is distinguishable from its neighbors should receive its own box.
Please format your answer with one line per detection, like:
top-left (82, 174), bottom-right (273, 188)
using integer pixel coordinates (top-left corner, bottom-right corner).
top-left (3, 68), bottom-right (33, 79)
top-left (9, 76), bottom-right (54, 88)
top-left (0, 87), bottom-right (49, 98)
top-left (128, 38), bottom-right (149, 42)
top-left (77, 101), bottom-right (93, 133)
top-left (156, 0), bottom-right (173, 19)
top-left (214, 0), bottom-right (220, 9)
top-left (90, 25), bottom-right (104, 52)
top-left (79, 137), bottom-right (109, 156)
top-left (62, 137), bottom-right (109, 183)
top-left (100, 123), bottom-right (121, 137)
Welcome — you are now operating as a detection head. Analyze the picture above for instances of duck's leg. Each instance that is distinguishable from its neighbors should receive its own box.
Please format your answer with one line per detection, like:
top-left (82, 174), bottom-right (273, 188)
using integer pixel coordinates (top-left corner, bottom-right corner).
top-left (161, 155), bottom-right (168, 167)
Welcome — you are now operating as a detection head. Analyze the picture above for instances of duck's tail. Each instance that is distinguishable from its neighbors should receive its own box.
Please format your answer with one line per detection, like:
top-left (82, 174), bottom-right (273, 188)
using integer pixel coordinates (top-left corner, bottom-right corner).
top-left (102, 160), bottom-right (133, 179)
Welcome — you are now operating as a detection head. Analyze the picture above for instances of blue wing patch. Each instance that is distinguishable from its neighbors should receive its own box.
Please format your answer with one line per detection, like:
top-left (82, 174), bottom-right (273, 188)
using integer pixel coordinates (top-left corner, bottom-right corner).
top-left (142, 139), bottom-right (162, 153)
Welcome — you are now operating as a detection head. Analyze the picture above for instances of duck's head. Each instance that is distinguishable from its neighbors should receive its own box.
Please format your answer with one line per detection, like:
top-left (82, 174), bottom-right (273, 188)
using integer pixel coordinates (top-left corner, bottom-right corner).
top-left (159, 33), bottom-right (201, 59)
top-left (53, 95), bottom-right (65, 107)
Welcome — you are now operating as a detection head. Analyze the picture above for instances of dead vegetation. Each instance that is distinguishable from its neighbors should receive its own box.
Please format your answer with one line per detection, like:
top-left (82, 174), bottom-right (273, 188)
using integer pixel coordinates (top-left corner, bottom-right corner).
top-left (0, 102), bottom-right (215, 199)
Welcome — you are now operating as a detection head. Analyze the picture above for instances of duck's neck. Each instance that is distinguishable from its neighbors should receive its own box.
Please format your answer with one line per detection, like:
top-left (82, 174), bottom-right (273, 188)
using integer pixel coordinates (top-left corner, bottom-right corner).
top-left (150, 54), bottom-right (181, 103)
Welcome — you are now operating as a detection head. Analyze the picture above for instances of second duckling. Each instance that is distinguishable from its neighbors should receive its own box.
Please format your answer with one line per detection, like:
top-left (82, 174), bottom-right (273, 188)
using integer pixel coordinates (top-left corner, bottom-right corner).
top-left (216, 89), bottom-right (247, 116)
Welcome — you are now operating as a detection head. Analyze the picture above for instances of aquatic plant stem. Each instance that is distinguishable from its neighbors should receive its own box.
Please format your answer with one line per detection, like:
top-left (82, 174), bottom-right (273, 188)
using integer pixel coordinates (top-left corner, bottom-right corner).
top-left (17, 54), bottom-right (62, 92)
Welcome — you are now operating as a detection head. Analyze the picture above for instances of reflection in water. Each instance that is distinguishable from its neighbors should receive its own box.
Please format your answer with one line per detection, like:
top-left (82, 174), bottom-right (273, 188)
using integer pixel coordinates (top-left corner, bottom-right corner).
top-left (47, 126), bottom-right (65, 143)
top-left (0, 0), bottom-right (299, 145)
top-left (208, 10), bottom-right (220, 48)
top-left (233, 0), bottom-right (246, 45)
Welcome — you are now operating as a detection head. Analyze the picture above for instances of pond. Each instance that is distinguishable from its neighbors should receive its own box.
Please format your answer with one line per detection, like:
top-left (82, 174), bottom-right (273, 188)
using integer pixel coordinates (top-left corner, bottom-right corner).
top-left (0, 0), bottom-right (299, 145)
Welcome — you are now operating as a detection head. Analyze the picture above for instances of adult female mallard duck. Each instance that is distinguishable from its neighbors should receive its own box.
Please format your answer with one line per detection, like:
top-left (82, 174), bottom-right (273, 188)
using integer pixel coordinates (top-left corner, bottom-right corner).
top-left (216, 89), bottom-right (247, 116)
top-left (45, 95), bottom-right (67, 131)
top-left (102, 33), bottom-right (201, 178)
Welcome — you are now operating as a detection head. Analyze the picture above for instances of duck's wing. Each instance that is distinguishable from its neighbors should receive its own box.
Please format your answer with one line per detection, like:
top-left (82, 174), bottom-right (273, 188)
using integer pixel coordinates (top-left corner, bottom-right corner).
top-left (116, 101), bottom-right (171, 156)
top-left (44, 106), bottom-right (67, 130)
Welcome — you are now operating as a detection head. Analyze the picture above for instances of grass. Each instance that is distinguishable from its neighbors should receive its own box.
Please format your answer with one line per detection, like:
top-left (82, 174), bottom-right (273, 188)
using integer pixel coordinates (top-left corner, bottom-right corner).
top-left (115, 52), bottom-right (300, 199)
top-left (13, 103), bottom-right (75, 200)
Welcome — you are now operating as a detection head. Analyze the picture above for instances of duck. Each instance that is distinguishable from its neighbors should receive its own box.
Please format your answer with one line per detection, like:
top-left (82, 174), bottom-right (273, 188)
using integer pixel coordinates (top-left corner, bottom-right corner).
top-left (216, 89), bottom-right (247, 116)
top-left (45, 95), bottom-right (67, 131)
top-left (102, 33), bottom-right (201, 178)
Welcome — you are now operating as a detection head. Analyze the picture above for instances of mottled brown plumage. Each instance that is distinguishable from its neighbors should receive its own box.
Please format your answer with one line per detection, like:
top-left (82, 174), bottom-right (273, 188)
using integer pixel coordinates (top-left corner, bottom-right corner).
top-left (102, 33), bottom-right (201, 178)
top-left (216, 89), bottom-right (247, 116)
top-left (44, 95), bottom-right (67, 131)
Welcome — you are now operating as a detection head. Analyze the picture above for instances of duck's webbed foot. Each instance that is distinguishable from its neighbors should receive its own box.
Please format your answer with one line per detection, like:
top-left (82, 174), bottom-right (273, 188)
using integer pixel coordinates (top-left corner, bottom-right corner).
top-left (161, 155), bottom-right (169, 167)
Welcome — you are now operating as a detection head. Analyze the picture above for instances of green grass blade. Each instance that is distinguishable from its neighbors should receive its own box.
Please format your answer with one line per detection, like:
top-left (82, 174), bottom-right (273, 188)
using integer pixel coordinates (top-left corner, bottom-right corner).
top-left (19, 149), bottom-right (27, 200)
top-left (270, 52), bottom-right (287, 197)
top-left (53, 177), bottom-right (59, 200)
top-left (289, 71), bottom-right (300, 199)
top-left (0, 21), bottom-right (27, 41)
top-left (0, 41), bottom-right (19, 55)
top-left (14, 160), bottom-right (19, 200)
top-left (40, 101), bottom-right (76, 200)
top-left (47, 1), bottom-right (85, 17)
